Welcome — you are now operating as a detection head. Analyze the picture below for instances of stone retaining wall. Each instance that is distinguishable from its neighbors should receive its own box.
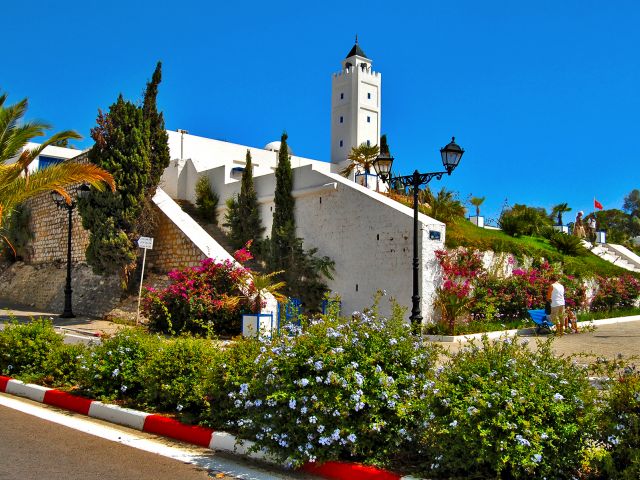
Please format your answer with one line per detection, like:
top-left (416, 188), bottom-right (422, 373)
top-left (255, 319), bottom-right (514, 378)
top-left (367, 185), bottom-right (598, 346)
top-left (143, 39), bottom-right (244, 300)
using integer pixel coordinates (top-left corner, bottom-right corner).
top-left (0, 262), bottom-right (122, 317)
top-left (25, 182), bottom-right (90, 264)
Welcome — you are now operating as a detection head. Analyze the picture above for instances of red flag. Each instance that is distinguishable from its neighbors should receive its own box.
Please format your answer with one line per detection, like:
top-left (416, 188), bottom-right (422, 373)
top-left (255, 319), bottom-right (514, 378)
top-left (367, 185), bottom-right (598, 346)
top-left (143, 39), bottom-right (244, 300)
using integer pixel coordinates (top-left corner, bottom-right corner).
top-left (594, 199), bottom-right (603, 210)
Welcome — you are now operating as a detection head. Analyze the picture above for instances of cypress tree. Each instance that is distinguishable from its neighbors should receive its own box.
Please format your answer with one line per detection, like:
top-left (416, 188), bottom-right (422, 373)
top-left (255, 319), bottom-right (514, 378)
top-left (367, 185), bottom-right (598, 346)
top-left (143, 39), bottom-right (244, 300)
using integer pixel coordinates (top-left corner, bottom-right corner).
top-left (79, 95), bottom-right (151, 280)
top-left (226, 149), bottom-right (264, 249)
top-left (270, 132), bottom-right (296, 271)
top-left (266, 132), bottom-right (335, 309)
top-left (142, 61), bottom-right (170, 196)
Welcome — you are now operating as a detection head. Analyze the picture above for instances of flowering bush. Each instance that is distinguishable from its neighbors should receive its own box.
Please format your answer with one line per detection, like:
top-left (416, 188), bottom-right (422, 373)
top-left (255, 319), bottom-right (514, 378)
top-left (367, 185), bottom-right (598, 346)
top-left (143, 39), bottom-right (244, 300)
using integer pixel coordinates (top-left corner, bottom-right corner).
top-left (214, 296), bottom-right (440, 468)
top-left (469, 261), bottom-right (586, 324)
top-left (143, 252), bottom-right (256, 336)
top-left (410, 337), bottom-right (598, 479)
top-left (594, 366), bottom-right (640, 479)
top-left (78, 329), bottom-right (159, 401)
top-left (590, 275), bottom-right (640, 312)
top-left (435, 248), bottom-right (484, 334)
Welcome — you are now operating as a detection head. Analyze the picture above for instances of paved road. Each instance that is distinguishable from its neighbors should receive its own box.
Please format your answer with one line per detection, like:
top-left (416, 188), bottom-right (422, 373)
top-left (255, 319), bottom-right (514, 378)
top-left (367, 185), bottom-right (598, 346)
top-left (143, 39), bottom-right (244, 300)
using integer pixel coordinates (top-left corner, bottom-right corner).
top-left (0, 404), bottom-right (213, 480)
top-left (0, 396), bottom-right (315, 480)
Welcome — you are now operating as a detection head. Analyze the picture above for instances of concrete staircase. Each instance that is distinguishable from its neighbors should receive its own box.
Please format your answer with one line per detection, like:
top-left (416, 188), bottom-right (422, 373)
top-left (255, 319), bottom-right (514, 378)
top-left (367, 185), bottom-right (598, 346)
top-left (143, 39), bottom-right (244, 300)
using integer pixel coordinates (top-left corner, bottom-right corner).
top-left (583, 241), bottom-right (640, 273)
top-left (173, 199), bottom-right (267, 273)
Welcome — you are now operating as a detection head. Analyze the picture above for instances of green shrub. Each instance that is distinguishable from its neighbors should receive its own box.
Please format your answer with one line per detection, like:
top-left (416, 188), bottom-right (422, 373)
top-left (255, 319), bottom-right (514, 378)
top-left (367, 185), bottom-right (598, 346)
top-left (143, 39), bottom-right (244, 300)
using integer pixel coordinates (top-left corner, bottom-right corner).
top-left (0, 319), bottom-right (63, 377)
top-left (220, 296), bottom-right (441, 468)
top-left (78, 329), bottom-right (159, 401)
top-left (498, 214), bottom-right (528, 237)
top-left (204, 336), bottom-right (263, 428)
top-left (38, 343), bottom-right (87, 387)
top-left (140, 336), bottom-right (221, 421)
top-left (195, 175), bottom-right (218, 224)
top-left (410, 337), bottom-right (597, 479)
top-left (550, 232), bottom-right (587, 256)
top-left (594, 367), bottom-right (640, 479)
top-left (499, 204), bottom-right (551, 238)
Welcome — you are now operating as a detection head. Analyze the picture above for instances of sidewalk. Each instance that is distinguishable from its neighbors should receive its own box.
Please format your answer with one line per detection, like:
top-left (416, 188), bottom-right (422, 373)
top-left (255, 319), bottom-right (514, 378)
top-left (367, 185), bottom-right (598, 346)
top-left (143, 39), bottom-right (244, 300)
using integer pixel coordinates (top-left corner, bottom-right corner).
top-left (435, 318), bottom-right (640, 361)
top-left (0, 303), bottom-right (126, 337)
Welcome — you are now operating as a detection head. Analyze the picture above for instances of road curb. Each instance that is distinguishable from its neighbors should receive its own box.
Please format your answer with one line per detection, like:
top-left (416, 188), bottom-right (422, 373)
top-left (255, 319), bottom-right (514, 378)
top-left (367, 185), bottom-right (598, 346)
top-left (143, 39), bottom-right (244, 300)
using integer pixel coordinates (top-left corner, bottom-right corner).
top-left (0, 375), bottom-right (417, 479)
top-left (424, 315), bottom-right (640, 342)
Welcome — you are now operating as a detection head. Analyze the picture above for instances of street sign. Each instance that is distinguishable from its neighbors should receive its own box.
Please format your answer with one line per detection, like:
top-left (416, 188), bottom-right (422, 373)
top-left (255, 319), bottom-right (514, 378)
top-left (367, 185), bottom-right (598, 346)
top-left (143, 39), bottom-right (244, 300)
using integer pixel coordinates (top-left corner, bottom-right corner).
top-left (136, 236), bottom-right (154, 324)
top-left (138, 236), bottom-right (154, 250)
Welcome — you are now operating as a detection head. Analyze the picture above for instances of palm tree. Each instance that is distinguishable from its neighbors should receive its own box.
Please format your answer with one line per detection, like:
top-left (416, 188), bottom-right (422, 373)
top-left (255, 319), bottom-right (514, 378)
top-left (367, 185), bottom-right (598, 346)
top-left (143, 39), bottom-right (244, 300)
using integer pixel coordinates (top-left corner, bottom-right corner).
top-left (340, 143), bottom-right (380, 178)
top-left (428, 188), bottom-right (466, 223)
top-left (470, 196), bottom-right (486, 217)
top-left (0, 93), bottom-right (115, 230)
top-left (551, 203), bottom-right (572, 226)
top-left (249, 270), bottom-right (287, 313)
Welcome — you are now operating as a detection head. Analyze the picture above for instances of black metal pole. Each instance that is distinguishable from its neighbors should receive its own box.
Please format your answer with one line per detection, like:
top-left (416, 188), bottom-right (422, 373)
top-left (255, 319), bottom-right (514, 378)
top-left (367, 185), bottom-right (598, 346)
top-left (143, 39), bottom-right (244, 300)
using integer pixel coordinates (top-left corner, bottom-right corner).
top-left (61, 204), bottom-right (75, 318)
top-left (409, 170), bottom-right (423, 330)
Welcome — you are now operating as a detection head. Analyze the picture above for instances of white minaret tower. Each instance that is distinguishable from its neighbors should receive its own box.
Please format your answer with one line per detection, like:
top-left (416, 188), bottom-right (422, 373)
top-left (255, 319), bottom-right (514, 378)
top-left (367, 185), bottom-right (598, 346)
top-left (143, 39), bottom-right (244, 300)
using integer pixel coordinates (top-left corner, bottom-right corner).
top-left (330, 38), bottom-right (382, 172)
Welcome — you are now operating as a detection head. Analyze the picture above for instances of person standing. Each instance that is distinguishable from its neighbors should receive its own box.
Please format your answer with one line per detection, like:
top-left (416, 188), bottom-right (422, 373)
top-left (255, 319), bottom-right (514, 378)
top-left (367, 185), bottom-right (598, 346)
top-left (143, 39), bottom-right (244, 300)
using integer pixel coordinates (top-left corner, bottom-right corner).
top-left (547, 276), bottom-right (565, 335)
top-left (588, 216), bottom-right (597, 242)
top-left (573, 211), bottom-right (586, 238)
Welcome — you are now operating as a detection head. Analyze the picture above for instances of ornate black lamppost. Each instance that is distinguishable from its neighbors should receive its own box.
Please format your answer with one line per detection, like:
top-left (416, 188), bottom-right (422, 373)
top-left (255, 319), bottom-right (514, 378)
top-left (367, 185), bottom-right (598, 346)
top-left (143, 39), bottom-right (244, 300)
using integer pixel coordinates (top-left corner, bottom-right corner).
top-left (373, 137), bottom-right (464, 330)
top-left (50, 184), bottom-right (90, 318)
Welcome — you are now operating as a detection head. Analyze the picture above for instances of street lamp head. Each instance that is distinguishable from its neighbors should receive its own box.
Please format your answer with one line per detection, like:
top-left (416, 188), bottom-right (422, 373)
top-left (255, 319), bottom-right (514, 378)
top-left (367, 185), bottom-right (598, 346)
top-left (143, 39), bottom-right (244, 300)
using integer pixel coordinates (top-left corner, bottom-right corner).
top-left (50, 190), bottom-right (64, 205)
top-left (372, 152), bottom-right (394, 183)
top-left (440, 136), bottom-right (464, 174)
top-left (77, 183), bottom-right (91, 199)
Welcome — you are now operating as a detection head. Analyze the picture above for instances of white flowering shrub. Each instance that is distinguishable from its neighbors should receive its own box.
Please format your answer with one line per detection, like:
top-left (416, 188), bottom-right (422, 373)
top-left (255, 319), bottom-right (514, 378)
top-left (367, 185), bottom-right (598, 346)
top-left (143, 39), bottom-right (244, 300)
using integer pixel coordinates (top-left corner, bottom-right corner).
top-left (594, 366), bottom-right (640, 479)
top-left (410, 337), bottom-right (598, 479)
top-left (78, 329), bottom-right (160, 401)
top-left (221, 297), bottom-right (440, 468)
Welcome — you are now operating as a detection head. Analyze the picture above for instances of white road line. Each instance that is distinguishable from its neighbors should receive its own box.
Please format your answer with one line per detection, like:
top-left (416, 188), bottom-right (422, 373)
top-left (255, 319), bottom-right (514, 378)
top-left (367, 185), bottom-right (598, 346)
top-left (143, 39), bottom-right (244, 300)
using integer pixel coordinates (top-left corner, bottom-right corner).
top-left (0, 393), bottom-right (298, 480)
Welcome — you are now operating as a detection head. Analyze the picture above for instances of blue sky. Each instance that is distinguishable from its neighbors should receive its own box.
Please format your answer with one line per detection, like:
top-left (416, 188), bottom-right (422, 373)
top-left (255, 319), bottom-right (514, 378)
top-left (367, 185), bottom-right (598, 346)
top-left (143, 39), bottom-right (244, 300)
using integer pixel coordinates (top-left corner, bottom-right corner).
top-left (4, 0), bottom-right (639, 223)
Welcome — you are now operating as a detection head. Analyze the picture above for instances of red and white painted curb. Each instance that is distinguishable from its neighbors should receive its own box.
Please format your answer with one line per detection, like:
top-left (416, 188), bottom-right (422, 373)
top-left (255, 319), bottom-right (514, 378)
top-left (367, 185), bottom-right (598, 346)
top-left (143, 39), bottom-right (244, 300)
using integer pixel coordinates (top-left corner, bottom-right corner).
top-left (0, 375), bottom-right (419, 480)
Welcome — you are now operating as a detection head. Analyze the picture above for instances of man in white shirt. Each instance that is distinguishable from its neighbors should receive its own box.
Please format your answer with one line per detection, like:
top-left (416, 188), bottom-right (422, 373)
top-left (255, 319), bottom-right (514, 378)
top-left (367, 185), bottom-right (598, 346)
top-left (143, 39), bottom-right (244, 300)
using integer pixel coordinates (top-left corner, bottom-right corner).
top-left (547, 275), bottom-right (565, 335)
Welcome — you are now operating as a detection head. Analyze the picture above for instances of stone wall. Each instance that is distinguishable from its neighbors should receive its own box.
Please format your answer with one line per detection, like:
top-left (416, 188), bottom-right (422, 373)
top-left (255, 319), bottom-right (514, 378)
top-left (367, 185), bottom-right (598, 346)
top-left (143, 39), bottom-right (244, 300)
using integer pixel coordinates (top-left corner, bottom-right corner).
top-left (0, 261), bottom-right (121, 317)
top-left (147, 204), bottom-right (207, 272)
top-left (2, 163), bottom-right (209, 316)
top-left (25, 171), bottom-right (90, 265)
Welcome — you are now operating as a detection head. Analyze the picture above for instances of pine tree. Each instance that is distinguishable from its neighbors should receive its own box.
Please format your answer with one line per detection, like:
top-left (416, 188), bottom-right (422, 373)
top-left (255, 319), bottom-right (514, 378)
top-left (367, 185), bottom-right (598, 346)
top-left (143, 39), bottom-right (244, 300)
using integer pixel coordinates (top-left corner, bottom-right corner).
top-left (142, 61), bottom-right (170, 196)
top-left (226, 149), bottom-right (264, 249)
top-left (79, 96), bottom-right (151, 280)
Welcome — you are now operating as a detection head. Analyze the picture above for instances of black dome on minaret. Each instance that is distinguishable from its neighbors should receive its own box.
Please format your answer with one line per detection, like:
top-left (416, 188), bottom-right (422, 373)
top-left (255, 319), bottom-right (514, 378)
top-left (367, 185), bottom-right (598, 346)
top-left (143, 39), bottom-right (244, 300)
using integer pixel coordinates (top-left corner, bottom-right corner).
top-left (345, 37), bottom-right (369, 59)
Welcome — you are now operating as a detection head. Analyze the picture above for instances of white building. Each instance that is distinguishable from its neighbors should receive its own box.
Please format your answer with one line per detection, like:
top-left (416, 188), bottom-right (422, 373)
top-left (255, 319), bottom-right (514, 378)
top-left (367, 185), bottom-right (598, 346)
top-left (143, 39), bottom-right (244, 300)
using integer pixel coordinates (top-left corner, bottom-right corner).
top-left (160, 41), bottom-right (446, 320)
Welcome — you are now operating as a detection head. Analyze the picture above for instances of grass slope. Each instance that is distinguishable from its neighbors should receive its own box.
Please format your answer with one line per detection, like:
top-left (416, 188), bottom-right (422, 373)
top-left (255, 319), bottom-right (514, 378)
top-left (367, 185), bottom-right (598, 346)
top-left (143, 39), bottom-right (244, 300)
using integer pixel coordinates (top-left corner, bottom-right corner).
top-left (445, 217), bottom-right (632, 277)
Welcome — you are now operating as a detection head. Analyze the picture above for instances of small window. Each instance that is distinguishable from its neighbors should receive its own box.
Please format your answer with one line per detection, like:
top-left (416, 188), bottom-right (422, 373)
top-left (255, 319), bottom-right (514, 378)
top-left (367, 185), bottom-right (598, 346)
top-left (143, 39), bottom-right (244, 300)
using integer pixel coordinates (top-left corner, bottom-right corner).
top-left (340, 93), bottom-right (344, 99)
top-left (367, 93), bottom-right (371, 100)
top-left (367, 116), bottom-right (371, 123)
top-left (339, 140), bottom-right (343, 147)
top-left (340, 116), bottom-right (343, 123)
top-left (366, 140), bottom-right (370, 146)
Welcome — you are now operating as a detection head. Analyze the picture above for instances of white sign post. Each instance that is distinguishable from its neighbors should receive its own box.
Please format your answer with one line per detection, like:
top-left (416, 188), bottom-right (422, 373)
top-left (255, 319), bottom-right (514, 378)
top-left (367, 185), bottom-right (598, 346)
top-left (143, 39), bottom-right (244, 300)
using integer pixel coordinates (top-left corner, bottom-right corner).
top-left (136, 236), bottom-right (154, 324)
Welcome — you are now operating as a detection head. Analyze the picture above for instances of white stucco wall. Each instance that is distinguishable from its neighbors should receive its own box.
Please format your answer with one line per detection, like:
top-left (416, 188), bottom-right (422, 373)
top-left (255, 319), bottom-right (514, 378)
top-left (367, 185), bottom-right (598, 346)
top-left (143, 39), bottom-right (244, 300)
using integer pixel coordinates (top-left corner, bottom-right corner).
top-left (161, 130), bottom-right (446, 322)
top-left (6, 143), bottom-right (86, 173)
top-left (207, 162), bottom-right (445, 320)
